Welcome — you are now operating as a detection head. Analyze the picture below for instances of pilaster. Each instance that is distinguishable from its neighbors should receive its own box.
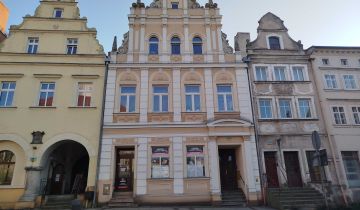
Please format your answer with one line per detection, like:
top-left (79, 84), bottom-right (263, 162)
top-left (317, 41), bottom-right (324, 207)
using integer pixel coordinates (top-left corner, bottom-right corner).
top-left (204, 69), bottom-right (215, 120)
top-left (173, 68), bottom-right (181, 122)
top-left (136, 137), bottom-right (148, 195)
top-left (208, 138), bottom-right (221, 195)
top-left (235, 68), bottom-right (253, 122)
top-left (104, 68), bottom-right (116, 123)
top-left (172, 137), bottom-right (184, 194)
top-left (140, 69), bottom-right (149, 123)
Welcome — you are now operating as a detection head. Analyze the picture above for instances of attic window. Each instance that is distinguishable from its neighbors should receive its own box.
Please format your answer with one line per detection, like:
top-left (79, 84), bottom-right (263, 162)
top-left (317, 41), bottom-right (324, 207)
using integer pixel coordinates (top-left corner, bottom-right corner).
top-left (268, 36), bottom-right (281, 50)
top-left (171, 2), bottom-right (179, 9)
top-left (53, 9), bottom-right (63, 18)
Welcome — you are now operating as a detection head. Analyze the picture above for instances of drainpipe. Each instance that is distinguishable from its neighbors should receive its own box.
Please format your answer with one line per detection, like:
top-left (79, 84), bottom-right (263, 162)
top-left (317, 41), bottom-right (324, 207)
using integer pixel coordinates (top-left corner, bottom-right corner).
top-left (242, 56), bottom-right (264, 205)
top-left (93, 56), bottom-right (110, 207)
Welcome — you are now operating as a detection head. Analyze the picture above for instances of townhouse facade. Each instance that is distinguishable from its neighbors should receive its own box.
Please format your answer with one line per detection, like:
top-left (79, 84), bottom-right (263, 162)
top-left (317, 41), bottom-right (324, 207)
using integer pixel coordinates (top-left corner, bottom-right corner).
top-left (0, 0), bottom-right (104, 209)
top-left (98, 0), bottom-right (261, 205)
top-left (308, 46), bottom-right (360, 203)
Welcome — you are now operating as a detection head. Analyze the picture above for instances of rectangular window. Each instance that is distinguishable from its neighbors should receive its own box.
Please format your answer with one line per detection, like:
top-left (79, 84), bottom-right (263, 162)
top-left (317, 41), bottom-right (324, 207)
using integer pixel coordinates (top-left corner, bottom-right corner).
top-left (151, 147), bottom-right (170, 178)
top-left (255, 67), bottom-right (268, 81)
top-left (67, 38), bottom-right (78, 55)
top-left (274, 67), bottom-right (286, 81)
top-left (341, 151), bottom-right (360, 188)
top-left (120, 86), bottom-right (136, 113)
top-left (306, 151), bottom-right (326, 183)
top-left (298, 99), bottom-right (312, 118)
top-left (186, 146), bottom-right (205, 178)
top-left (153, 86), bottom-right (168, 112)
top-left (0, 82), bottom-right (16, 107)
top-left (352, 107), bottom-right (360, 124)
top-left (322, 59), bottom-right (329, 65)
top-left (27, 37), bottom-right (39, 54)
top-left (324, 74), bottom-right (338, 89)
top-left (343, 75), bottom-right (357, 89)
top-left (279, 99), bottom-right (292, 118)
top-left (333, 106), bottom-right (347, 124)
top-left (38, 82), bottom-right (55, 107)
top-left (185, 85), bottom-right (200, 112)
top-left (341, 59), bottom-right (348, 66)
top-left (217, 85), bottom-right (233, 112)
top-left (171, 2), bottom-right (179, 9)
top-left (53, 8), bottom-right (63, 18)
top-left (292, 67), bottom-right (305, 81)
top-left (77, 83), bottom-right (92, 107)
top-left (259, 99), bottom-right (273, 119)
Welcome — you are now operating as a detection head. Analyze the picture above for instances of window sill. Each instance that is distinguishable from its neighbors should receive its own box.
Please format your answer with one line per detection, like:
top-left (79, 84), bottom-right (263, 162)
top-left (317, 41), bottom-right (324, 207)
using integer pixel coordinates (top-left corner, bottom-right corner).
top-left (29, 106), bottom-right (57, 109)
top-left (333, 124), bottom-right (360, 128)
top-left (68, 106), bottom-right (97, 109)
top-left (147, 178), bottom-right (173, 181)
top-left (0, 185), bottom-right (25, 189)
top-left (0, 106), bottom-right (17, 109)
top-left (254, 81), bottom-right (311, 84)
top-left (184, 177), bottom-right (210, 180)
top-left (324, 88), bottom-right (360, 91)
top-left (258, 118), bottom-right (319, 122)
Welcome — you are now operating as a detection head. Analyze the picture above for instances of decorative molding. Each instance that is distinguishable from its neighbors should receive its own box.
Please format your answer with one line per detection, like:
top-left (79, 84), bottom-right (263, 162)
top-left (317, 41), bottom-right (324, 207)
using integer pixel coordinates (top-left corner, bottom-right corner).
top-left (0, 73), bottom-right (24, 78)
top-left (33, 74), bottom-right (62, 79)
top-left (71, 74), bottom-right (100, 79)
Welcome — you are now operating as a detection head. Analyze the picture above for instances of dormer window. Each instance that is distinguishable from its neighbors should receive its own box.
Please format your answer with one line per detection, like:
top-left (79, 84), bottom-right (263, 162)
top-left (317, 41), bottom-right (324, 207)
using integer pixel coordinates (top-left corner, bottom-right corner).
top-left (268, 36), bottom-right (281, 50)
top-left (171, 2), bottom-right (179, 9)
top-left (53, 9), bottom-right (63, 18)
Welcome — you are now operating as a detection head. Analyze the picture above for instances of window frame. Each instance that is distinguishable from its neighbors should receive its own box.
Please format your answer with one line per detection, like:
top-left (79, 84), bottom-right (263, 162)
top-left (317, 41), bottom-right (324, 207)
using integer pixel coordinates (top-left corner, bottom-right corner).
top-left (332, 106), bottom-right (347, 125)
top-left (343, 74), bottom-right (358, 90)
top-left (351, 106), bottom-right (360, 125)
top-left (171, 36), bottom-right (181, 55)
top-left (0, 81), bottom-right (16, 107)
top-left (267, 35), bottom-right (282, 50)
top-left (292, 66), bottom-right (306, 81)
top-left (322, 59), bottom-right (330, 65)
top-left (38, 82), bottom-right (56, 107)
top-left (278, 98), bottom-right (294, 119)
top-left (255, 66), bottom-right (268, 81)
top-left (340, 59), bottom-right (348, 66)
top-left (66, 38), bottom-right (78, 55)
top-left (0, 150), bottom-right (16, 186)
top-left (152, 85), bottom-right (169, 113)
top-left (27, 37), bottom-right (39, 54)
top-left (258, 98), bottom-right (273, 119)
top-left (216, 84), bottom-right (234, 112)
top-left (341, 151), bottom-right (360, 188)
top-left (171, 2), bottom-right (179, 9)
top-left (76, 82), bottom-right (93, 107)
top-left (273, 66), bottom-right (287, 81)
top-left (297, 98), bottom-right (313, 119)
top-left (53, 8), bottom-right (63, 18)
top-left (186, 145), bottom-right (205, 178)
top-left (119, 86), bottom-right (137, 113)
top-left (192, 36), bottom-right (203, 55)
top-left (185, 84), bottom-right (201, 112)
top-left (151, 146), bottom-right (170, 179)
top-left (324, 74), bottom-right (338, 89)
top-left (149, 36), bottom-right (159, 55)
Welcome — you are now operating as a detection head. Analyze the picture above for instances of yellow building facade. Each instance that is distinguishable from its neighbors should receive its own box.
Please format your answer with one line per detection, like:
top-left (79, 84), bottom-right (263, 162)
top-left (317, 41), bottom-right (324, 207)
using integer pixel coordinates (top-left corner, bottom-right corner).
top-left (0, 0), bottom-right (9, 42)
top-left (0, 0), bottom-right (104, 209)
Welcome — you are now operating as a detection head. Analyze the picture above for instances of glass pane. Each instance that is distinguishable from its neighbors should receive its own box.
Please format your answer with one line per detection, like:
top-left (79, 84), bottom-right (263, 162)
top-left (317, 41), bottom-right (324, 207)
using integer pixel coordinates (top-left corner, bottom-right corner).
top-left (187, 157), bottom-right (196, 177)
top-left (162, 95), bottom-right (168, 112)
top-left (9, 83), bottom-right (16, 89)
top-left (121, 86), bottom-right (136, 94)
top-left (0, 164), bottom-right (14, 185)
top-left (49, 83), bottom-right (55, 90)
top-left (153, 95), bottom-right (160, 112)
top-left (194, 95), bottom-right (201, 112)
top-left (38, 92), bottom-right (47, 106)
top-left (84, 95), bottom-right (91, 107)
top-left (0, 92), bottom-right (6, 106)
top-left (217, 85), bottom-right (231, 93)
top-left (226, 94), bottom-right (233, 111)
top-left (172, 44), bottom-right (180, 55)
top-left (46, 92), bottom-right (54, 106)
top-left (193, 45), bottom-right (202, 55)
top-left (120, 96), bottom-right (127, 112)
top-left (77, 94), bottom-right (84, 106)
top-left (129, 96), bottom-right (136, 112)
top-left (149, 43), bottom-right (158, 55)
top-left (6, 92), bottom-right (14, 106)
top-left (153, 86), bottom-right (168, 94)
top-left (218, 95), bottom-right (225, 111)
top-left (33, 45), bottom-right (38, 53)
top-left (185, 85), bottom-right (200, 93)
top-left (41, 83), bottom-right (48, 90)
top-left (27, 45), bottom-right (33, 54)
top-left (185, 95), bottom-right (192, 112)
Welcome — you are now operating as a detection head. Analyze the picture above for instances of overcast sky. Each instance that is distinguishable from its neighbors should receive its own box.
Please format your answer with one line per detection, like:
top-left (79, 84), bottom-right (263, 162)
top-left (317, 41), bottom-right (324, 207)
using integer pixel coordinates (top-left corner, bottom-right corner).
top-left (3, 0), bottom-right (360, 52)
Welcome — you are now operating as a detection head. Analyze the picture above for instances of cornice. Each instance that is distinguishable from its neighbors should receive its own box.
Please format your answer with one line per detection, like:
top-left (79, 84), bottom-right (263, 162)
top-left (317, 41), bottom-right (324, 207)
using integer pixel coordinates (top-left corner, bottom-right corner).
top-left (108, 62), bottom-right (247, 69)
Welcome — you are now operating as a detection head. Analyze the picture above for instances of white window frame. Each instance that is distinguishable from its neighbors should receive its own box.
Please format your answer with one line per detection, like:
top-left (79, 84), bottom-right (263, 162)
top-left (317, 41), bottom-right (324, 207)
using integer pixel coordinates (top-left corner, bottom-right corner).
top-left (258, 98), bottom-right (274, 119)
top-left (266, 34), bottom-right (284, 50)
top-left (341, 151), bottom-right (360, 188)
top-left (322, 58), bottom-right (330, 65)
top-left (66, 38), bottom-right (78, 55)
top-left (76, 82), bottom-right (93, 107)
top-left (0, 81), bottom-right (16, 107)
top-left (291, 65), bottom-right (308, 81)
top-left (273, 66), bottom-right (288, 81)
top-left (296, 98), bottom-right (314, 119)
top-left (119, 86), bottom-right (137, 113)
top-left (351, 106), bottom-right (360, 125)
top-left (341, 59), bottom-right (348, 66)
top-left (185, 85), bottom-right (201, 112)
top-left (324, 74), bottom-right (338, 89)
top-left (342, 74), bottom-right (358, 90)
top-left (27, 37), bottom-right (39, 54)
top-left (254, 65), bottom-right (269, 81)
top-left (153, 85), bottom-right (169, 113)
top-left (53, 8), bottom-right (63, 18)
top-left (331, 106), bottom-right (348, 125)
top-left (217, 84), bottom-right (234, 112)
top-left (38, 82), bottom-right (56, 107)
top-left (277, 98), bottom-right (294, 119)
top-left (186, 145), bottom-right (206, 178)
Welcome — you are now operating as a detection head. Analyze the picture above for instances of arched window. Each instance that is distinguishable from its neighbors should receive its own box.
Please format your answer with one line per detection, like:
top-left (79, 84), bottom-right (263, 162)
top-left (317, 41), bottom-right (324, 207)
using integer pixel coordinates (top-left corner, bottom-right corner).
top-left (171, 36), bottom-right (181, 55)
top-left (149, 36), bottom-right (159, 55)
top-left (0, 150), bottom-right (15, 185)
top-left (192, 36), bottom-right (203, 55)
top-left (268, 36), bottom-right (281, 50)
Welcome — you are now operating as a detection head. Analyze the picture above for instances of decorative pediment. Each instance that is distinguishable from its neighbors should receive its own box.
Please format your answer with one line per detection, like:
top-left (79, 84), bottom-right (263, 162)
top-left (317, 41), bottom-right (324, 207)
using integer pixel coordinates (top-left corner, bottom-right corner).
top-left (151, 71), bottom-right (171, 83)
top-left (183, 71), bottom-right (202, 83)
top-left (119, 72), bottom-right (138, 83)
top-left (214, 71), bottom-right (234, 83)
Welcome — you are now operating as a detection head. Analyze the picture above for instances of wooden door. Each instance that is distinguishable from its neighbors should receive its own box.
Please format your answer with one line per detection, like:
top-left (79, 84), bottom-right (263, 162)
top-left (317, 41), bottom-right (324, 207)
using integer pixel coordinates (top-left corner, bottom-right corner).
top-left (115, 149), bottom-right (134, 192)
top-left (50, 164), bottom-right (65, 195)
top-left (284, 151), bottom-right (303, 187)
top-left (264, 152), bottom-right (280, 188)
top-left (219, 149), bottom-right (237, 191)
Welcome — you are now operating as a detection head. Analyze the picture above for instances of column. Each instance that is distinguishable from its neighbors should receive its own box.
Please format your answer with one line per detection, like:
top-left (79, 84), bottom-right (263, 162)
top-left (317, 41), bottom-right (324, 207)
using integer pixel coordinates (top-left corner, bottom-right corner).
top-left (204, 69), bottom-right (215, 120)
top-left (161, 22), bottom-right (169, 62)
top-left (127, 23), bottom-right (134, 62)
top-left (173, 137), bottom-right (184, 194)
top-left (140, 69), bottom-right (149, 123)
top-left (217, 27), bottom-right (225, 62)
top-left (183, 22), bottom-right (191, 62)
top-left (235, 68), bottom-right (253, 122)
top-left (244, 136), bottom-right (261, 193)
top-left (205, 23), bottom-right (213, 62)
top-left (136, 138), bottom-right (148, 195)
top-left (19, 167), bottom-right (42, 202)
top-left (104, 68), bottom-right (116, 124)
top-left (99, 138), bottom-right (113, 181)
top-left (173, 68), bottom-right (181, 122)
top-left (139, 13), bottom-right (146, 63)
top-left (208, 139), bottom-right (221, 196)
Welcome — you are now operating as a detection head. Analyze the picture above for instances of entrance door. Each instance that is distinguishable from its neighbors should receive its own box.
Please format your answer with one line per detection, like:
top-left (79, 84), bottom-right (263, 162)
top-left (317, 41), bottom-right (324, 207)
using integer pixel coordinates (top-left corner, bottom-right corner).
top-left (50, 164), bottom-right (65, 195)
top-left (115, 149), bottom-right (134, 192)
top-left (219, 149), bottom-right (237, 191)
top-left (264, 151), bottom-right (280, 188)
top-left (284, 151), bottom-right (303, 187)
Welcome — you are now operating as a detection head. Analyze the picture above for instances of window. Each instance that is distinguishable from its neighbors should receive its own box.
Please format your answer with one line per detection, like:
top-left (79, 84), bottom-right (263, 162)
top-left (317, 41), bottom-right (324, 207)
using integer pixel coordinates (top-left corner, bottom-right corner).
top-left (306, 151), bottom-right (326, 183)
top-left (268, 36), bottom-right (281, 50)
top-left (341, 59), bottom-right (348, 66)
top-left (324, 74), bottom-right (338, 89)
top-left (279, 99), bottom-right (292, 118)
top-left (53, 8), bottom-right (63, 18)
top-left (192, 37), bottom-right (203, 55)
top-left (120, 86), bottom-right (136, 113)
top-left (77, 83), bottom-right (92, 107)
top-left (153, 86), bottom-right (168, 112)
top-left (298, 99), bottom-right (312, 119)
top-left (149, 36), bottom-right (159, 55)
top-left (352, 107), bottom-right (360, 124)
top-left (186, 146), bottom-right (205, 178)
top-left (185, 85), bottom-right (200, 112)
top-left (259, 99), bottom-right (273, 119)
top-left (67, 38), bottom-right (78, 55)
top-left (27, 37), bottom-right (39, 54)
top-left (274, 67), bottom-right (286, 81)
top-left (333, 106), bottom-right (347, 125)
top-left (217, 85), bottom-right (233, 112)
top-left (343, 75), bottom-right (357, 89)
top-left (0, 150), bottom-right (15, 185)
top-left (171, 37), bottom-right (181, 55)
top-left (38, 83), bottom-right (55, 107)
top-left (322, 59), bottom-right (329, 65)
top-left (292, 67), bottom-right (305, 81)
top-left (151, 147), bottom-right (169, 178)
top-left (255, 67), bottom-right (268, 81)
top-left (171, 2), bottom-right (179, 9)
top-left (341, 151), bottom-right (360, 188)
top-left (0, 82), bottom-right (16, 107)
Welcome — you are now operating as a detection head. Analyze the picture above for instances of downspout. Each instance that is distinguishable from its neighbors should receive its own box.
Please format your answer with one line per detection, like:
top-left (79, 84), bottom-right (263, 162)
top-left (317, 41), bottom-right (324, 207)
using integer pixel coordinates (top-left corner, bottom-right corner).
top-left (308, 56), bottom-right (348, 206)
top-left (93, 56), bottom-right (110, 207)
top-left (243, 56), bottom-right (265, 205)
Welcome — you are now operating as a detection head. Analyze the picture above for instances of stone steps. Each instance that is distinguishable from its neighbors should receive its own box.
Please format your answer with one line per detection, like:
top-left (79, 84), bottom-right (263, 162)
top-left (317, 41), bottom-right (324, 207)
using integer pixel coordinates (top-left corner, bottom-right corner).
top-left (108, 192), bottom-right (137, 208)
top-left (40, 195), bottom-right (74, 210)
top-left (220, 189), bottom-right (247, 207)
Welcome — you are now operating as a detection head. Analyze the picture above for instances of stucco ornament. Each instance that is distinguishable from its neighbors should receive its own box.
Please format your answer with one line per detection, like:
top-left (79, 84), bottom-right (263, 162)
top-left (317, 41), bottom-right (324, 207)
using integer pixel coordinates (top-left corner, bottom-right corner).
top-left (149, 0), bottom-right (162, 8)
top-left (118, 32), bottom-right (129, 54)
top-left (205, 0), bottom-right (217, 8)
top-left (189, 0), bottom-right (201, 8)
top-left (221, 32), bottom-right (234, 54)
top-left (132, 0), bottom-right (145, 8)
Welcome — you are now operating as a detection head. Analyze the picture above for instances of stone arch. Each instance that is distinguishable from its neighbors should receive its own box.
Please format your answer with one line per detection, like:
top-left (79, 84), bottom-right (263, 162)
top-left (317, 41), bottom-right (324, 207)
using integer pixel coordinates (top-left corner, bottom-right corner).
top-left (182, 70), bottom-right (203, 84)
top-left (117, 71), bottom-right (139, 85)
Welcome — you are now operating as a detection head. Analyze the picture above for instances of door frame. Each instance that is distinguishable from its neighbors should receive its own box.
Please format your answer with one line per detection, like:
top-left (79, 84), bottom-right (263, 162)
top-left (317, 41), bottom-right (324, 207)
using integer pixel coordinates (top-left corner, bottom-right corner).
top-left (218, 148), bottom-right (238, 191)
top-left (114, 147), bottom-right (135, 192)
top-left (263, 151), bottom-right (280, 188)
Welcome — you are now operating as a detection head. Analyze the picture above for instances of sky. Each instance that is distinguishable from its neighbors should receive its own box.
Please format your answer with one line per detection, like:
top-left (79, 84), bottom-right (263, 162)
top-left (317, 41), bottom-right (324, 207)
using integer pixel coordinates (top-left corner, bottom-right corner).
top-left (3, 0), bottom-right (360, 52)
